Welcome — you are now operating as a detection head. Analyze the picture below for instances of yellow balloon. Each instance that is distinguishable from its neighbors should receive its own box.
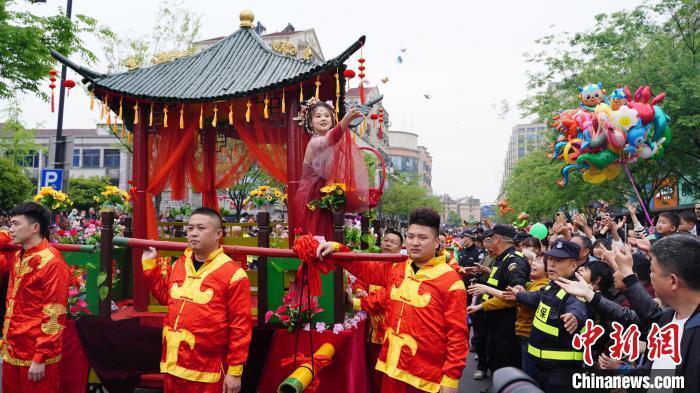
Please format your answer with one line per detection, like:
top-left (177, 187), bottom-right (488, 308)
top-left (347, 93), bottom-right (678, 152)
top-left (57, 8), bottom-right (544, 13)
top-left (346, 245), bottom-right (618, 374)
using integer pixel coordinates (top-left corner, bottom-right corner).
top-left (595, 103), bottom-right (612, 118)
top-left (582, 168), bottom-right (607, 184)
top-left (563, 138), bottom-right (582, 165)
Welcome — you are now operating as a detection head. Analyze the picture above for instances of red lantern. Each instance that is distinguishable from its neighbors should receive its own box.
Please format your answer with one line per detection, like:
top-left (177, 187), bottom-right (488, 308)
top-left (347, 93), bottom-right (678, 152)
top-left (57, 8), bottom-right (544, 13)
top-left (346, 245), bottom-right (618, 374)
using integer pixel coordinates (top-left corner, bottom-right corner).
top-left (48, 69), bottom-right (58, 113)
top-left (63, 79), bottom-right (76, 96)
top-left (357, 54), bottom-right (366, 104)
top-left (369, 113), bottom-right (378, 120)
top-left (343, 69), bottom-right (356, 79)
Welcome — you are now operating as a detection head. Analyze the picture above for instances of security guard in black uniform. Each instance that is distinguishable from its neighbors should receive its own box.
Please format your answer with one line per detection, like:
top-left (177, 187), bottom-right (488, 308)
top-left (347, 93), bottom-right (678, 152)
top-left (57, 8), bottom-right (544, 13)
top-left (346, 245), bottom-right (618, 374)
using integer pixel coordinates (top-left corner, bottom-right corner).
top-left (458, 229), bottom-right (484, 267)
top-left (511, 239), bottom-right (588, 393)
top-left (477, 225), bottom-right (530, 373)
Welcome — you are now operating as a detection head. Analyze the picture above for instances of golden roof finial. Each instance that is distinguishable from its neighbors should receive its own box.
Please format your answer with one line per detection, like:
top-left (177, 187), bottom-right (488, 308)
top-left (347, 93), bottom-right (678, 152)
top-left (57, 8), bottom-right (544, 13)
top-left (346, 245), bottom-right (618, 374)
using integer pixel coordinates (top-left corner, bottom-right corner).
top-left (239, 9), bottom-right (254, 28)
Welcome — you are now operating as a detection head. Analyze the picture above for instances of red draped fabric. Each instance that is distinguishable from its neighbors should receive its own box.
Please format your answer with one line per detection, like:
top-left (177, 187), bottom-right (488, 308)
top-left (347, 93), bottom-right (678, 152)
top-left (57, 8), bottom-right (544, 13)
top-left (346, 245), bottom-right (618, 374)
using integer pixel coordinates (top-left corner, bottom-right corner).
top-left (186, 136), bottom-right (254, 210)
top-left (144, 110), bottom-right (255, 239)
top-left (258, 322), bottom-right (370, 393)
top-left (233, 104), bottom-right (289, 183)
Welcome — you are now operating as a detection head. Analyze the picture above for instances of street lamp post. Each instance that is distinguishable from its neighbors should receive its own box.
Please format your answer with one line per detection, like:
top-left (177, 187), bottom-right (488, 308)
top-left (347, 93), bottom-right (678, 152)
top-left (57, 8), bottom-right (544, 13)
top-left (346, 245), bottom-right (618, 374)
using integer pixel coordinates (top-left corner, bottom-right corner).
top-left (53, 0), bottom-right (73, 192)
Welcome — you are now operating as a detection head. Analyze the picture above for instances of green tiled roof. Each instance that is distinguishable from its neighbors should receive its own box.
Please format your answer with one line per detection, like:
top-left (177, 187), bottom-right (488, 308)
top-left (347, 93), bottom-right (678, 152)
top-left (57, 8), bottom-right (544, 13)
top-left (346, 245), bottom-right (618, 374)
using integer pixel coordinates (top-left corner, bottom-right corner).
top-left (52, 29), bottom-right (364, 102)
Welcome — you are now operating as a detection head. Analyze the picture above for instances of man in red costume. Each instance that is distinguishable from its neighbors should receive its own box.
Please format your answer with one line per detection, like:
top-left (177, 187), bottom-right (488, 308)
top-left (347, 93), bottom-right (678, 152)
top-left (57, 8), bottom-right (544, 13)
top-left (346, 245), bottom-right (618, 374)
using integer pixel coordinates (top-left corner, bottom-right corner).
top-left (0, 202), bottom-right (69, 393)
top-left (142, 207), bottom-right (251, 393)
top-left (351, 228), bottom-right (404, 392)
top-left (319, 208), bottom-right (468, 393)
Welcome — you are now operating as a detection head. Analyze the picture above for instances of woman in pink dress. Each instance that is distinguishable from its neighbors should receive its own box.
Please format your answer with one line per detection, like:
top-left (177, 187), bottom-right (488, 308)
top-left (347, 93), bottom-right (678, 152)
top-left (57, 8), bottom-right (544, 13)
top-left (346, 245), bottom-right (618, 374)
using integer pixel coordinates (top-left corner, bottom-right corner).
top-left (293, 99), bottom-right (369, 240)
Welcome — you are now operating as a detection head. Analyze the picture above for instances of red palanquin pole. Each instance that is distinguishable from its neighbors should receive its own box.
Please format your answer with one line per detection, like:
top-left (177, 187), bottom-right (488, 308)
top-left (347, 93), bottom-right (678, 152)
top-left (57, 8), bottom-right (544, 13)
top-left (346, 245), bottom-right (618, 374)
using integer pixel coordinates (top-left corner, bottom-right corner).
top-left (111, 236), bottom-right (406, 262)
top-left (131, 108), bottom-right (149, 311)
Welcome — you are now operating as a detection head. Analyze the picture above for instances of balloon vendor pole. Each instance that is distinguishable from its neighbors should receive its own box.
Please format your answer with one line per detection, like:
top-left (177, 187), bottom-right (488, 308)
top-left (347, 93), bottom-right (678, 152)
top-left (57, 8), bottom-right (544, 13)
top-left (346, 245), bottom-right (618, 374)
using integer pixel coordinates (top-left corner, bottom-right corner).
top-left (623, 162), bottom-right (654, 228)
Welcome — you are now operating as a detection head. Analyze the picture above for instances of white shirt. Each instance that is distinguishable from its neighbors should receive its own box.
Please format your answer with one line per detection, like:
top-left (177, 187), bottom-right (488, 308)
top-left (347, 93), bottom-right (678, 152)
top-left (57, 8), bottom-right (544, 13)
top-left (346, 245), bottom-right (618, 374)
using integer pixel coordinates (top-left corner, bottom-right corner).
top-left (649, 313), bottom-right (688, 392)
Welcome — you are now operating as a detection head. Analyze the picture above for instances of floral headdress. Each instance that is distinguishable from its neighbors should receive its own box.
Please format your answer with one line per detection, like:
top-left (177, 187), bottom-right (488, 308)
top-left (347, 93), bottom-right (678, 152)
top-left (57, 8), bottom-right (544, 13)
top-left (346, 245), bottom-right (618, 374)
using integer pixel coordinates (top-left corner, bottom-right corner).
top-left (293, 97), bottom-right (336, 135)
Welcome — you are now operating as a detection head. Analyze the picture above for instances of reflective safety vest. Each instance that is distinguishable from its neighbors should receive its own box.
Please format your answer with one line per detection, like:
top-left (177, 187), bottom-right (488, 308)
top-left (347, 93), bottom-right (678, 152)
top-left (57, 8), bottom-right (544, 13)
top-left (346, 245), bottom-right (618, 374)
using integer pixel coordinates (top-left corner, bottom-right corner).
top-left (527, 284), bottom-right (584, 363)
top-left (482, 251), bottom-right (523, 301)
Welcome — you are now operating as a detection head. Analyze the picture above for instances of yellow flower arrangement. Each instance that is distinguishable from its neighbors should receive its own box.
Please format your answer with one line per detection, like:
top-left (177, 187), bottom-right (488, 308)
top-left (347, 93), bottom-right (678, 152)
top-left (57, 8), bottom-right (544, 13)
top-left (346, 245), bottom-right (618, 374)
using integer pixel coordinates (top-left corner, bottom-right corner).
top-left (246, 185), bottom-right (285, 208)
top-left (33, 187), bottom-right (72, 212)
top-left (307, 182), bottom-right (347, 212)
top-left (95, 185), bottom-right (131, 212)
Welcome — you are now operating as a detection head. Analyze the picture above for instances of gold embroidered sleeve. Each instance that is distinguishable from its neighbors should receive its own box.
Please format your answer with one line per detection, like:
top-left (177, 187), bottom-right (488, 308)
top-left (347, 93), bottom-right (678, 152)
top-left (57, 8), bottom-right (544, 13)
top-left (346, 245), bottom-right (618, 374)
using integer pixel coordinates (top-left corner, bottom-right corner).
top-left (41, 304), bottom-right (66, 335)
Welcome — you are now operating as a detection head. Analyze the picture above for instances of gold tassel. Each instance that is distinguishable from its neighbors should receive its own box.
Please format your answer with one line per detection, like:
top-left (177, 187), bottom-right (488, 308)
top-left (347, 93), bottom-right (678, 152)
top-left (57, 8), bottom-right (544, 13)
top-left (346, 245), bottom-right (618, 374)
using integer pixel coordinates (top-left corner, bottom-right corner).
top-left (315, 76), bottom-right (321, 99)
top-left (149, 103), bottom-right (154, 127)
top-left (199, 105), bottom-right (204, 129)
top-left (133, 102), bottom-right (139, 125)
top-left (263, 94), bottom-right (269, 119)
top-left (245, 99), bottom-right (251, 122)
top-left (179, 104), bottom-right (185, 129)
top-left (118, 97), bottom-right (123, 121)
top-left (228, 102), bottom-right (234, 125)
top-left (299, 82), bottom-right (304, 102)
top-left (335, 70), bottom-right (340, 114)
top-left (127, 133), bottom-right (133, 143)
top-left (353, 131), bottom-right (356, 142)
top-left (281, 88), bottom-right (286, 114)
top-left (99, 98), bottom-right (105, 121)
top-left (106, 109), bottom-right (112, 126)
top-left (89, 91), bottom-right (95, 110)
top-left (112, 117), bottom-right (117, 134)
top-left (335, 69), bottom-right (340, 96)
top-left (163, 105), bottom-right (169, 128)
top-left (120, 122), bottom-right (125, 138)
top-left (212, 104), bottom-right (218, 128)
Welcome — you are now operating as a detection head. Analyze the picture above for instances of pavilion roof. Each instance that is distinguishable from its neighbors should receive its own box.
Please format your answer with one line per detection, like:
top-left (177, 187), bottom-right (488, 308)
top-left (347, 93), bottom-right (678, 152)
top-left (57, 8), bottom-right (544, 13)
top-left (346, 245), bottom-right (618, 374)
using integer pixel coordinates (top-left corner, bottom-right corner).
top-left (52, 28), bottom-right (364, 103)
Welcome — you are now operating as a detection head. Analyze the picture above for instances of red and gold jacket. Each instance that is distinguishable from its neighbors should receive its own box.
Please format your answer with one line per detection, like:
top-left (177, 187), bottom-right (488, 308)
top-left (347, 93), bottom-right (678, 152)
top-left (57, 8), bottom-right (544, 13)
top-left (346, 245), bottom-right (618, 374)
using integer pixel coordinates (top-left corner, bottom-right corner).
top-left (143, 247), bottom-right (251, 383)
top-left (0, 239), bottom-right (69, 366)
top-left (352, 279), bottom-right (387, 345)
top-left (337, 246), bottom-right (468, 392)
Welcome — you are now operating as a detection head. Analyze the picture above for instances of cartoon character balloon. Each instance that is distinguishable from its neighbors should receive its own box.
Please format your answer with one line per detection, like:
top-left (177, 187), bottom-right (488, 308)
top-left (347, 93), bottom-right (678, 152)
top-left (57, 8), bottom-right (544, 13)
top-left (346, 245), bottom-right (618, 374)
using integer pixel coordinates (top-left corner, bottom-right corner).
top-left (550, 84), bottom-right (671, 187)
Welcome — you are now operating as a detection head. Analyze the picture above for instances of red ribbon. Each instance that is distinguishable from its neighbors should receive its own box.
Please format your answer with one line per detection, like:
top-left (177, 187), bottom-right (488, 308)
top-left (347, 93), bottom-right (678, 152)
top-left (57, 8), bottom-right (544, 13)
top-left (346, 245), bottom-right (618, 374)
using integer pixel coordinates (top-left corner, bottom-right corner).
top-left (292, 235), bottom-right (335, 296)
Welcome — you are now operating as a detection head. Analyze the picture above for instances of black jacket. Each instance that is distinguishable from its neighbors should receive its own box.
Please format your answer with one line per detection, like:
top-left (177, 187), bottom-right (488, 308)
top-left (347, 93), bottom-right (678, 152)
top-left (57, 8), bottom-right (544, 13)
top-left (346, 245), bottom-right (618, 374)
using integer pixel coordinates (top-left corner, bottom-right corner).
top-left (622, 274), bottom-right (700, 393)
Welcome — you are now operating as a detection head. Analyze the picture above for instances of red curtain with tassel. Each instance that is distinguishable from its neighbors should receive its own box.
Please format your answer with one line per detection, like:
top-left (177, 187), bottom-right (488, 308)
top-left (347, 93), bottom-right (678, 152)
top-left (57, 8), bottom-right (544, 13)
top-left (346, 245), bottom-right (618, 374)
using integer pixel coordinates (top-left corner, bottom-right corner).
top-left (233, 104), bottom-right (289, 183)
top-left (186, 132), bottom-right (254, 211)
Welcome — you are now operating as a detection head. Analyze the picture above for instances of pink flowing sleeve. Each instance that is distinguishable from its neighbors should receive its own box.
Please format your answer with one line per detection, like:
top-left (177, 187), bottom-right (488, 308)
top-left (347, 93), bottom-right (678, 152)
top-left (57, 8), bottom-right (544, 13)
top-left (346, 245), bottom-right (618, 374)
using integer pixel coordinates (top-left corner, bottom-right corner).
top-left (327, 125), bottom-right (369, 213)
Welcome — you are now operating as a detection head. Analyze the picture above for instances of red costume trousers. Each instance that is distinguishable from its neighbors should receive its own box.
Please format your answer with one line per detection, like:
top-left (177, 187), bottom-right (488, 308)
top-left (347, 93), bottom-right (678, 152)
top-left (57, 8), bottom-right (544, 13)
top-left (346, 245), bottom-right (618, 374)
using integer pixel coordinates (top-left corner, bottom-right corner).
top-left (1, 362), bottom-right (59, 393)
top-left (381, 374), bottom-right (428, 393)
top-left (163, 373), bottom-right (224, 393)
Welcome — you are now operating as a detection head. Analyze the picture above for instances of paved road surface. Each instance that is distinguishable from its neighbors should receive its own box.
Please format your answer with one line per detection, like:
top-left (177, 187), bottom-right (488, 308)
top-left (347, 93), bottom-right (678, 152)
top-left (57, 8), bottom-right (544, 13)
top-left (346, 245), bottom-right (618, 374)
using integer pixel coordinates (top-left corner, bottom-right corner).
top-left (459, 352), bottom-right (492, 393)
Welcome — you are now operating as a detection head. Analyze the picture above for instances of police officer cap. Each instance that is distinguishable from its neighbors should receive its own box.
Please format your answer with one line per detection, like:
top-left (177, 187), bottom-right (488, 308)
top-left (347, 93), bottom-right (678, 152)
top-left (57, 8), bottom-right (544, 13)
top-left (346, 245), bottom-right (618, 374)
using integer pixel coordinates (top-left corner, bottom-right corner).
top-left (545, 239), bottom-right (581, 259)
top-left (514, 233), bottom-right (532, 243)
top-left (459, 229), bottom-right (476, 238)
top-left (483, 224), bottom-right (517, 240)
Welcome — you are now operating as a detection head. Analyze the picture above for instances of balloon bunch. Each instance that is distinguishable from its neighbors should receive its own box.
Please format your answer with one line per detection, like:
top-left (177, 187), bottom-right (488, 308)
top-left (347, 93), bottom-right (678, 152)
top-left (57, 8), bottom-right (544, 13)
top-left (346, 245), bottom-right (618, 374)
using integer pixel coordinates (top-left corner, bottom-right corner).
top-left (512, 212), bottom-right (529, 228)
top-left (549, 84), bottom-right (671, 186)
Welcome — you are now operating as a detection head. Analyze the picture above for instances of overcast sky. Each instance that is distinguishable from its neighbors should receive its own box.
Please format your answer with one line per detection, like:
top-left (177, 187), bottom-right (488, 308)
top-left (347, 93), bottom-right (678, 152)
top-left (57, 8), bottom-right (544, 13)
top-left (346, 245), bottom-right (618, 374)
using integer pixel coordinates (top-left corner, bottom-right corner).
top-left (2, 0), bottom-right (645, 203)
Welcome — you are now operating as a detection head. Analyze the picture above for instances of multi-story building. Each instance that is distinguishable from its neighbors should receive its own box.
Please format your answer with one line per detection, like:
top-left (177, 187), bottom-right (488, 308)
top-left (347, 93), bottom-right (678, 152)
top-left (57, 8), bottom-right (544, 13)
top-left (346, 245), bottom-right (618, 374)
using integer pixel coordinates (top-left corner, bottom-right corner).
top-left (193, 21), bottom-right (325, 62)
top-left (345, 86), bottom-right (389, 153)
top-left (440, 194), bottom-right (481, 226)
top-left (386, 130), bottom-right (433, 191)
top-left (500, 122), bottom-right (547, 196)
top-left (1, 124), bottom-right (132, 190)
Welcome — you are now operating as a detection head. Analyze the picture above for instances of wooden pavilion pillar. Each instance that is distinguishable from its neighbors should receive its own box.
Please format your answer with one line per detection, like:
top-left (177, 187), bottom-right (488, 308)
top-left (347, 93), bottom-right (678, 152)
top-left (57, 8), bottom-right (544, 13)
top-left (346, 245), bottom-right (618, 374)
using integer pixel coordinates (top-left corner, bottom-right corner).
top-left (131, 108), bottom-right (149, 311)
top-left (285, 97), bottom-right (301, 242)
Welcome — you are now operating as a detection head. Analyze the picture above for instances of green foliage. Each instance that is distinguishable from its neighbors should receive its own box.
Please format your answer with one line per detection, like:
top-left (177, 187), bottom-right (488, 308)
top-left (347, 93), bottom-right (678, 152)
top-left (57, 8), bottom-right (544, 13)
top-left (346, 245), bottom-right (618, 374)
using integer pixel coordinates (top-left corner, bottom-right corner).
top-left (100, 0), bottom-right (201, 73)
top-left (381, 175), bottom-right (442, 219)
top-left (0, 156), bottom-right (32, 211)
top-left (0, 0), bottom-right (109, 98)
top-left (224, 164), bottom-right (283, 218)
top-left (363, 151), bottom-right (378, 188)
top-left (0, 96), bottom-right (44, 165)
top-left (68, 176), bottom-right (111, 211)
top-left (516, 0), bottom-right (700, 211)
top-left (447, 210), bottom-right (462, 227)
top-left (504, 152), bottom-right (628, 221)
